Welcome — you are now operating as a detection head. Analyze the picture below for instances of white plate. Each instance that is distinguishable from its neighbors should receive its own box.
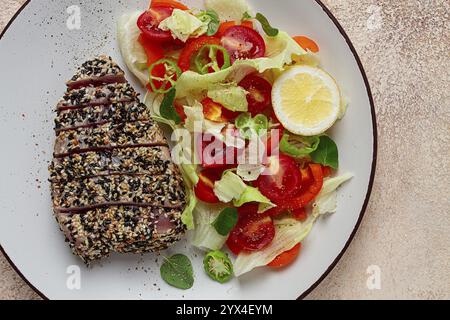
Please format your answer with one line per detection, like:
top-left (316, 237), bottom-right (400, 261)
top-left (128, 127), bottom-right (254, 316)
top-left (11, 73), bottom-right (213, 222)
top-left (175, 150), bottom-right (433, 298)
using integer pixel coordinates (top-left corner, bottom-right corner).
top-left (0, 0), bottom-right (376, 300)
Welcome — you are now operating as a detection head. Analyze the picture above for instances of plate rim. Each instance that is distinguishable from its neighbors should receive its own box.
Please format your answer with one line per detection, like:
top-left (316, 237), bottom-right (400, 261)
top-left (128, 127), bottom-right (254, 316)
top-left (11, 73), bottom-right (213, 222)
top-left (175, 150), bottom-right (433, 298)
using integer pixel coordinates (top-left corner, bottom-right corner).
top-left (0, 0), bottom-right (378, 301)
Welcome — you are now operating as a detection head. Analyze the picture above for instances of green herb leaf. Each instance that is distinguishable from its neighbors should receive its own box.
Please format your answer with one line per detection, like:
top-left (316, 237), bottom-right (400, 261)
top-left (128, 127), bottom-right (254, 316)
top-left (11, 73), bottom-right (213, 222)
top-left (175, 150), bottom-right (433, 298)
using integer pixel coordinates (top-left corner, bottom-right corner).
top-left (212, 207), bottom-right (239, 236)
top-left (255, 13), bottom-right (279, 37)
top-left (160, 87), bottom-right (181, 124)
top-left (311, 136), bottom-right (339, 169)
top-left (203, 250), bottom-right (234, 284)
top-left (242, 11), bottom-right (253, 20)
top-left (280, 133), bottom-right (320, 157)
top-left (160, 254), bottom-right (194, 290)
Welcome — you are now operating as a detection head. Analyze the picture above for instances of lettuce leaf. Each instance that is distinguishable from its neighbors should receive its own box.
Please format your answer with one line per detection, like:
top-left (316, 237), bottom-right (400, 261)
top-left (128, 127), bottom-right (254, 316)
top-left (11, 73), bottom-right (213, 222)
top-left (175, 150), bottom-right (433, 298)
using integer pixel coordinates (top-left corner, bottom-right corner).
top-left (234, 213), bottom-right (318, 276)
top-left (313, 173), bottom-right (353, 215)
top-left (233, 186), bottom-right (276, 213)
top-left (207, 84), bottom-right (248, 112)
top-left (117, 11), bottom-right (148, 86)
top-left (213, 171), bottom-right (247, 203)
top-left (159, 9), bottom-right (207, 42)
top-left (191, 203), bottom-right (228, 251)
top-left (205, 0), bottom-right (251, 21)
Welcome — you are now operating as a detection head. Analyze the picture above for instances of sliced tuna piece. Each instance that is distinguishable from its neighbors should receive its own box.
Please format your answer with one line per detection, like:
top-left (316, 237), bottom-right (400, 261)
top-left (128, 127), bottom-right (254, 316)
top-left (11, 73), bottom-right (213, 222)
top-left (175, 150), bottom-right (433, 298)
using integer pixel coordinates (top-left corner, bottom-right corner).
top-left (49, 146), bottom-right (173, 183)
top-left (57, 82), bottom-right (138, 110)
top-left (51, 173), bottom-right (186, 211)
top-left (66, 56), bottom-right (126, 90)
top-left (56, 206), bottom-right (185, 263)
top-left (54, 101), bottom-right (151, 131)
top-left (54, 120), bottom-right (167, 157)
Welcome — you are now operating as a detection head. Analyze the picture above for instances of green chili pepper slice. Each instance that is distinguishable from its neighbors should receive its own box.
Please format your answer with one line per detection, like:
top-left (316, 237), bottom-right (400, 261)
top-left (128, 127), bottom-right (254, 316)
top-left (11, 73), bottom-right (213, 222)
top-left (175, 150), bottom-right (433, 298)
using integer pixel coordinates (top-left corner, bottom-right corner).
top-left (148, 58), bottom-right (182, 94)
top-left (194, 44), bottom-right (231, 75)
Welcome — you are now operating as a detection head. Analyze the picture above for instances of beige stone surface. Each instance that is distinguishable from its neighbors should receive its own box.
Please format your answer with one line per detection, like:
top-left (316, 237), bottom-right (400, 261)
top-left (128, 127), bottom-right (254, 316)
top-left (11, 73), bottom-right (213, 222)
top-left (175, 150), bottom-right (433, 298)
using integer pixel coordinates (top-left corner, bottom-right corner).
top-left (0, 0), bottom-right (449, 300)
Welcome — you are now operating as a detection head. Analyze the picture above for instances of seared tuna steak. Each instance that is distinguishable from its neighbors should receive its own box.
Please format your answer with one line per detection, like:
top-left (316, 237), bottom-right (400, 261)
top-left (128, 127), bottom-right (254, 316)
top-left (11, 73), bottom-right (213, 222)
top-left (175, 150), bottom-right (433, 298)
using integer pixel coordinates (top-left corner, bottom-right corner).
top-left (49, 56), bottom-right (186, 263)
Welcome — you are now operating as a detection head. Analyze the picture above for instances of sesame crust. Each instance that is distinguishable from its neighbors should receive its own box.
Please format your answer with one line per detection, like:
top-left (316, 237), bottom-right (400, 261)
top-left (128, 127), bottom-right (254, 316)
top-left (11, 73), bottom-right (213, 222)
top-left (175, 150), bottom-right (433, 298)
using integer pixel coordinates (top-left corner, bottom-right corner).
top-left (50, 56), bottom-right (187, 263)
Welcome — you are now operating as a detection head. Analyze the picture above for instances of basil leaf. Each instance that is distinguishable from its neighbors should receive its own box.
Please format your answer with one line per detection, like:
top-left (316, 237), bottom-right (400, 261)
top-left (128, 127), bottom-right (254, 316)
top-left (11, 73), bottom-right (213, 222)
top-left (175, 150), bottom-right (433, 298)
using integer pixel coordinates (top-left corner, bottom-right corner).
top-left (280, 133), bottom-right (320, 157)
top-left (212, 207), bottom-right (239, 236)
top-left (160, 87), bottom-right (181, 124)
top-left (160, 254), bottom-right (194, 290)
top-left (311, 136), bottom-right (339, 169)
top-left (255, 13), bottom-right (279, 37)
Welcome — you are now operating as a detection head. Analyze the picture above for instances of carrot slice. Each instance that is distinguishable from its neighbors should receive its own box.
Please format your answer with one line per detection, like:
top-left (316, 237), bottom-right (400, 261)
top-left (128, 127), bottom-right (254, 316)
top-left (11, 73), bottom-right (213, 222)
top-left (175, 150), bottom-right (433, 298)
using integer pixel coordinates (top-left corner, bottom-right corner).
top-left (150, 0), bottom-right (189, 10)
top-left (293, 36), bottom-right (320, 53)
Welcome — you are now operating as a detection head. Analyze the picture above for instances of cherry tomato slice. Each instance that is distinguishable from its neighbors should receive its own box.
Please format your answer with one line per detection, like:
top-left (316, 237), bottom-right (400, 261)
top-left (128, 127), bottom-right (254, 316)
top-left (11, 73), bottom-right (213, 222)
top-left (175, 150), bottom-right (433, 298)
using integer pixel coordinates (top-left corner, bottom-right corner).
top-left (267, 243), bottom-right (302, 268)
top-left (292, 207), bottom-right (308, 221)
top-left (228, 214), bottom-right (275, 251)
top-left (221, 26), bottom-right (266, 63)
top-left (137, 7), bottom-right (174, 43)
top-left (178, 36), bottom-right (221, 72)
top-left (226, 236), bottom-right (243, 255)
top-left (194, 169), bottom-right (222, 203)
top-left (254, 154), bottom-right (302, 203)
top-left (238, 75), bottom-right (272, 116)
top-left (196, 132), bottom-right (242, 169)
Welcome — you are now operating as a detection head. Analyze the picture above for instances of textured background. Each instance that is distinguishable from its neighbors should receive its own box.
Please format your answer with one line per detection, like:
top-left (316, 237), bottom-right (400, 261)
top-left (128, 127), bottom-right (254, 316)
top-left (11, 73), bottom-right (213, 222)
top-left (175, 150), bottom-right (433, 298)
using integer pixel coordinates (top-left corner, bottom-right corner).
top-left (0, 0), bottom-right (449, 300)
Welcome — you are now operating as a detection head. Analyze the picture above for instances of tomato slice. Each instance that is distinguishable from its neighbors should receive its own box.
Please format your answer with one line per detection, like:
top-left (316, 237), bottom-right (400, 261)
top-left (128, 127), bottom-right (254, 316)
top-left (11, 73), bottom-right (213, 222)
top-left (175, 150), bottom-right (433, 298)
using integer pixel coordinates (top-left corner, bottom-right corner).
top-left (137, 7), bottom-right (175, 43)
top-left (178, 36), bottom-right (221, 72)
top-left (150, 0), bottom-right (189, 10)
top-left (292, 207), bottom-right (308, 221)
top-left (194, 169), bottom-right (222, 203)
top-left (267, 243), bottom-right (302, 268)
top-left (288, 163), bottom-right (324, 210)
top-left (226, 236), bottom-right (243, 255)
top-left (238, 75), bottom-right (272, 116)
top-left (300, 166), bottom-right (313, 188)
top-left (221, 26), bottom-right (266, 63)
top-left (228, 214), bottom-right (275, 251)
top-left (217, 21), bottom-right (254, 37)
top-left (196, 133), bottom-right (240, 169)
top-left (254, 154), bottom-right (302, 203)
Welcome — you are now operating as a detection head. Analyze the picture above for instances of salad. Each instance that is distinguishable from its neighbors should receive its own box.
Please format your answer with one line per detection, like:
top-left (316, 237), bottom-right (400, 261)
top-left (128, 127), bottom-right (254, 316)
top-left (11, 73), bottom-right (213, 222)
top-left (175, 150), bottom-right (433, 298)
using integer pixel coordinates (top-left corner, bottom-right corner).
top-left (118, 0), bottom-right (352, 288)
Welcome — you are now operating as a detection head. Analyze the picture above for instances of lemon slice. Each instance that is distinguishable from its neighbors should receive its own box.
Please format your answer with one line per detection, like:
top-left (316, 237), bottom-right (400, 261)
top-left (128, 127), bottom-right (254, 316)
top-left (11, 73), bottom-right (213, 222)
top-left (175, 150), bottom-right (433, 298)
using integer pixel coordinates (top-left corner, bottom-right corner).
top-left (117, 11), bottom-right (149, 86)
top-left (272, 66), bottom-right (341, 136)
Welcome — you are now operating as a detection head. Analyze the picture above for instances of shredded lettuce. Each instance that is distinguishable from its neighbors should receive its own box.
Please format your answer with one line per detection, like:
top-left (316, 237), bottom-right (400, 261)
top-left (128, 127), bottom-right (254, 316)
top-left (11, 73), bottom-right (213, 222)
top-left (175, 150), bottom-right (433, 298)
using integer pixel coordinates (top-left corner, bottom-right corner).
top-left (205, 0), bottom-right (251, 21)
top-left (234, 213), bottom-right (318, 276)
top-left (191, 203), bottom-right (228, 251)
top-left (159, 9), bottom-right (207, 42)
top-left (207, 84), bottom-right (248, 112)
top-left (313, 173), bottom-right (353, 215)
top-left (117, 11), bottom-right (148, 86)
